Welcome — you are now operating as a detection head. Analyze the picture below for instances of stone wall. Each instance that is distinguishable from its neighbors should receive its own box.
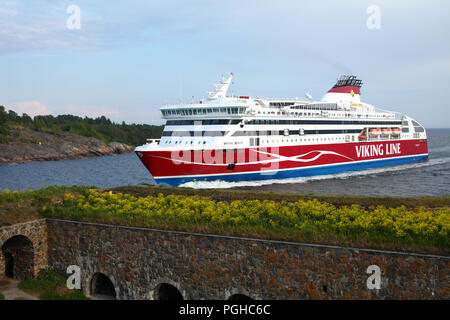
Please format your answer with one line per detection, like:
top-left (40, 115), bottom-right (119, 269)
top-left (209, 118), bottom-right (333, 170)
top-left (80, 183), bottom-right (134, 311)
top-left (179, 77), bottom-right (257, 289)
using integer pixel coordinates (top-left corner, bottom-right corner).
top-left (46, 219), bottom-right (449, 300)
top-left (0, 219), bottom-right (48, 279)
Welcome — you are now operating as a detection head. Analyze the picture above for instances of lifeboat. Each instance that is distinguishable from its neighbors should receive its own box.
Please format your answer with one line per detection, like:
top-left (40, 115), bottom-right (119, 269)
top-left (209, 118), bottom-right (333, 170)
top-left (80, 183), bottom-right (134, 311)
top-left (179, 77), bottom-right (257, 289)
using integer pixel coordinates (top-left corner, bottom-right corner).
top-left (381, 128), bottom-right (392, 135)
top-left (391, 127), bottom-right (401, 135)
top-left (368, 128), bottom-right (381, 136)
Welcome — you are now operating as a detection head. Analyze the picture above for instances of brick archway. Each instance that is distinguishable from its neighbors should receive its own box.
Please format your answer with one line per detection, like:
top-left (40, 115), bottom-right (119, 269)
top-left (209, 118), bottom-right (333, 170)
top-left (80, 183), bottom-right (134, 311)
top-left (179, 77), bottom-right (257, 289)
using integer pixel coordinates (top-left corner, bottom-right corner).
top-left (89, 272), bottom-right (117, 300)
top-left (1, 235), bottom-right (35, 280)
top-left (153, 283), bottom-right (184, 300)
top-left (228, 293), bottom-right (253, 301)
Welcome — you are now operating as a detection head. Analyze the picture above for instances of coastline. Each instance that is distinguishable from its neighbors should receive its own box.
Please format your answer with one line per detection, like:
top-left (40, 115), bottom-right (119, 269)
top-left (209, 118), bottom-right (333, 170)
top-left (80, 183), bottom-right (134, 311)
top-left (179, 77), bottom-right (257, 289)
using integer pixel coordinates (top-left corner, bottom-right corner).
top-left (0, 126), bottom-right (135, 165)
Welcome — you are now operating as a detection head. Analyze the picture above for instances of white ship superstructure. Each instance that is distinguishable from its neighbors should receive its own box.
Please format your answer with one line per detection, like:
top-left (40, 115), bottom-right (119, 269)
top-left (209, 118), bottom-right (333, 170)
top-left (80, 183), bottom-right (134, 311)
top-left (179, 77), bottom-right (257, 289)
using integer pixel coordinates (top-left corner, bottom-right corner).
top-left (136, 74), bottom-right (428, 186)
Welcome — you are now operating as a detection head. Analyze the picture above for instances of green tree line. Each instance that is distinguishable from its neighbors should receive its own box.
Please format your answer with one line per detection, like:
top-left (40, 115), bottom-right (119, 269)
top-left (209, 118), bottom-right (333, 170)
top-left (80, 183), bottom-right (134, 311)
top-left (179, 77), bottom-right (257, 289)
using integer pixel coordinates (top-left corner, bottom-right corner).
top-left (0, 105), bottom-right (164, 146)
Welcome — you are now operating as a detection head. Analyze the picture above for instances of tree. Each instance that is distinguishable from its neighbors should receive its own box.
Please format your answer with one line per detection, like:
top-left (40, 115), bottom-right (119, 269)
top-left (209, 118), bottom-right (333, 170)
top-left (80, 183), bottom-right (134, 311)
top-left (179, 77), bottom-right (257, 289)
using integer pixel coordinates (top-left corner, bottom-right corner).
top-left (0, 106), bottom-right (9, 134)
top-left (32, 116), bottom-right (47, 132)
top-left (21, 113), bottom-right (33, 126)
top-left (7, 110), bottom-right (20, 123)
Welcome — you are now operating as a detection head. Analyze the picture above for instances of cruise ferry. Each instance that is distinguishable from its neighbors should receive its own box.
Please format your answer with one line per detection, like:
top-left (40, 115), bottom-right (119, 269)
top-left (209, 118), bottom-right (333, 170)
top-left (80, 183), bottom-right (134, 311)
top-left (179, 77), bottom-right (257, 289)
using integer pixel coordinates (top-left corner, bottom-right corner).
top-left (135, 74), bottom-right (428, 186)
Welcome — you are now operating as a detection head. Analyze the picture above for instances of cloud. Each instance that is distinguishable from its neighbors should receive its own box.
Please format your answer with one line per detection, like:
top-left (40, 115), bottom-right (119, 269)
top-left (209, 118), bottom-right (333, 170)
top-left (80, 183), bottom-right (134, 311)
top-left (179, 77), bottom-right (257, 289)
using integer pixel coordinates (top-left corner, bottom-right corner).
top-left (0, 0), bottom-right (103, 54)
top-left (8, 100), bottom-right (122, 121)
top-left (403, 58), bottom-right (450, 80)
top-left (59, 105), bottom-right (122, 121)
top-left (122, 110), bottom-right (163, 125)
top-left (10, 101), bottom-right (52, 117)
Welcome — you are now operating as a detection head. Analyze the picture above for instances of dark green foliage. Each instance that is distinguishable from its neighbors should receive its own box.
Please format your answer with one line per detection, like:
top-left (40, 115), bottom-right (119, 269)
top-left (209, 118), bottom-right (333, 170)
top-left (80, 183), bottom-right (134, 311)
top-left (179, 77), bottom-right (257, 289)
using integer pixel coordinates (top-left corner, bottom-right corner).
top-left (0, 105), bottom-right (10, 143)
top-left (18, 269), bottom-right (89, 300)
top-left (2, 106), bottom-right (164, 146)
top-left (0, 105), bottom-right (9, 134)
top-left (20, 113), bottom-right (33, 126)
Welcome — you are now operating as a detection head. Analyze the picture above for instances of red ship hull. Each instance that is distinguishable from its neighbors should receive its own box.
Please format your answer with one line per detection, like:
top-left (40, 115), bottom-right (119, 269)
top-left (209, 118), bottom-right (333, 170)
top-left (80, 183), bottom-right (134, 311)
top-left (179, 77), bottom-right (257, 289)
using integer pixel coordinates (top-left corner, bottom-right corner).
top-left (136, 139), bottom-right (428, 186)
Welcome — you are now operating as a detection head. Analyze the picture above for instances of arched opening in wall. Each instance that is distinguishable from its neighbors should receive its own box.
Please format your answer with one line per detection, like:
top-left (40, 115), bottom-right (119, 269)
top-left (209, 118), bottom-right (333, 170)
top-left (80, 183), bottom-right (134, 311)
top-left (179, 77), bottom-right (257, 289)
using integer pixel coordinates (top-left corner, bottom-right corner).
top-left (4, 252), bottom-right (14, 278)
top-left (1, 235), bottom-right (34, 280)
top-left (90, 273), bottom-right (117, 300)
top-left (154, 283), bottom-right (183, 300)
top-left (228, 294), bottom-right (253, 301)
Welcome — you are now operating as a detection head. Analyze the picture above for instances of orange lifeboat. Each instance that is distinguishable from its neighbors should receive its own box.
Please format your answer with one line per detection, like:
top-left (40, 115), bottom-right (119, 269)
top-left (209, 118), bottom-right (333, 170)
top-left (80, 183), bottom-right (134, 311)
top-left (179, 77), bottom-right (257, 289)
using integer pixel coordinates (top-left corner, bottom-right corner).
top-left (391, 127), bottom-right (401, 135)
top-left (381, 128), bottom-right (392, 135)
top-left (369, 128), bottom-right (381, 136)
top-left (358, 132), bottom-right (367, 140)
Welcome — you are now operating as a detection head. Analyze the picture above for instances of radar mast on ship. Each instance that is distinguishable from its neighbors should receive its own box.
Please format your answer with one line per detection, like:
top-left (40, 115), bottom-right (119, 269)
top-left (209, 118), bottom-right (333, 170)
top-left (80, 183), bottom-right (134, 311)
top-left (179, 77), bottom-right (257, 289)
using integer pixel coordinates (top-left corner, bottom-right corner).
top-left (207, 73), bottom-right (233, 100)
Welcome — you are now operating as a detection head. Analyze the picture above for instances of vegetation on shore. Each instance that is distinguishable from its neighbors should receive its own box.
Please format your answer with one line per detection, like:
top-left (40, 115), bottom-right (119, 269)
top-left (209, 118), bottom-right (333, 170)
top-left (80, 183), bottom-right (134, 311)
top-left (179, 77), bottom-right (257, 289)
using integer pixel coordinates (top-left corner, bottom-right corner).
top-left (0, 105), bottom-right (163, 146)
top-left (0, 185), bottom-right (448, 255)
top-left (18, 269), bottom-right (88, 300)
top-left (0, 292), bottom-right (4, 300)
top-left (0, 186), bottom-right (90, 226)
top-left (109, 185), bottom-right (450, 210)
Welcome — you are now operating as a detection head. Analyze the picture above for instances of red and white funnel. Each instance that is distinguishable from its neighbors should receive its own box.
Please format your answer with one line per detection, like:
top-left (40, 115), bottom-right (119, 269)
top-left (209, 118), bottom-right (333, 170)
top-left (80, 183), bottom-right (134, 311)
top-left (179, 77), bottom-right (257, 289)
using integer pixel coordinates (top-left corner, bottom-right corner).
top-left (321, 75), bottom-right (362, 105)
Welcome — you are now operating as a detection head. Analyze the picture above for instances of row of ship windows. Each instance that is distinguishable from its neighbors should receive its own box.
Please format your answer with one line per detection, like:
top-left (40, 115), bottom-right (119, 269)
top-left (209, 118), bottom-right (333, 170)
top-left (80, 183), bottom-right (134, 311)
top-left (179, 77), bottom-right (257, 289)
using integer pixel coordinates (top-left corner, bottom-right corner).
top-left (163, 136), bottom-right (355, 146)
top-left (161, 107), bottom-right (246, 116)
top-left (245, 120), bottom-right (402, 125)
top-left (166, 119), bottom-right (241, 125)
top-left (161, 129), bottom-right (363, 137)
top-left (256, 111), bottom-right (390, 118)
top-left (165, 119), bottom-right (402, 126)
top-left (232, 129), bottom-right (363, 136)
top-left (289, 103), bottom-right (338, 110)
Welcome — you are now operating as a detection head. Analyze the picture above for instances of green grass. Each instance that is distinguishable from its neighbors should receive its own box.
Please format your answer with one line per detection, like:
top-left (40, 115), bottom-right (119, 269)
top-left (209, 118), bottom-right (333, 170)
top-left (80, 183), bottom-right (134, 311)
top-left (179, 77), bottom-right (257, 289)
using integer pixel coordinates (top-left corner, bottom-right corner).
top-left (1, 185), bottom-right (449, 255)
top-left (18, 269), bottom-right (88, 300)
top-left (0, 186), bottom-right (93, 226)
top-left (108, 185), bottom-right (450, 209)
top-left (0, 292), bottom-right (4, 300)
top-left (42, 188), bottom-right (449, 256)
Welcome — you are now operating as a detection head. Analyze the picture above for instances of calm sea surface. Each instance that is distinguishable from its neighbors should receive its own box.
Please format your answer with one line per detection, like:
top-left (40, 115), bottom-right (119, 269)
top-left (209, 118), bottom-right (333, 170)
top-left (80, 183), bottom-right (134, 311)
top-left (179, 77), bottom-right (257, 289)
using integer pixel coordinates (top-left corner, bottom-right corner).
top-left (0, 129), bottom-right (449, 196)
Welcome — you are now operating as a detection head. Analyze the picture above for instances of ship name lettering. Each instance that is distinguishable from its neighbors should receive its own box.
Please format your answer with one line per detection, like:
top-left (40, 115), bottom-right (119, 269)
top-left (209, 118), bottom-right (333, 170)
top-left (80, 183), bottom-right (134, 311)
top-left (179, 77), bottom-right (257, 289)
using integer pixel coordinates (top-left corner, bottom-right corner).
top-left (386, 143), bottom-right (401, 155)
top-left (355, 144), bottom-right (384, 158)
top-left (356, 143), bottom-right (401, 158)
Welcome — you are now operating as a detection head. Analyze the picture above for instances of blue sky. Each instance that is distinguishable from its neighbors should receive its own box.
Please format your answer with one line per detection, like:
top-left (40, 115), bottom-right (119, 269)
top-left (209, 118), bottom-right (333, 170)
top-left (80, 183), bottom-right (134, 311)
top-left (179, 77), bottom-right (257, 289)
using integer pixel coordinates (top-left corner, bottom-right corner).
top-left (0, 0), bottom-right (449, 127)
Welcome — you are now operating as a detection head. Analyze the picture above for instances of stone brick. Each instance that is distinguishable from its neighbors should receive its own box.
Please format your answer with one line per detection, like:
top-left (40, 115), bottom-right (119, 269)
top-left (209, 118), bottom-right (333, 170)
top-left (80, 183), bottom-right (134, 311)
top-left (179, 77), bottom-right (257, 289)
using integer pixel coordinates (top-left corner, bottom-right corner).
top-left (1, 219), bottom-right (448, 300)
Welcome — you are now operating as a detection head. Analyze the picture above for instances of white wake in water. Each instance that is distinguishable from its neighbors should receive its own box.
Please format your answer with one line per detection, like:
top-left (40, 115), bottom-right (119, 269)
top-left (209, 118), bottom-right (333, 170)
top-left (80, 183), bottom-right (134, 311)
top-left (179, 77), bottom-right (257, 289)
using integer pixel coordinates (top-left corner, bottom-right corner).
top-left (179, 157), bottom-right (450, 189)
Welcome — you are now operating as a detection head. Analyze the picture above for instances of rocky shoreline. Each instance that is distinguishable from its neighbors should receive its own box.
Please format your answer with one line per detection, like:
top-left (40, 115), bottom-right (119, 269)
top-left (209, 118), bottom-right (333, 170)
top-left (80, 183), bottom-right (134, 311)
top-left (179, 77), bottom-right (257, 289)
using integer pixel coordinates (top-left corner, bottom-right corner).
top-left (0, 126), bottom-right (135, 164)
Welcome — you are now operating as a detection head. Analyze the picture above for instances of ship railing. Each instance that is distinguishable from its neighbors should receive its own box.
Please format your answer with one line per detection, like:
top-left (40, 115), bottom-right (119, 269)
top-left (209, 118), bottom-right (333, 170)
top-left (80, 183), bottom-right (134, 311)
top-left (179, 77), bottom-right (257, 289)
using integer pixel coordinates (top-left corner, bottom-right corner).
top-left (373, 107), bottom-right (404, 120)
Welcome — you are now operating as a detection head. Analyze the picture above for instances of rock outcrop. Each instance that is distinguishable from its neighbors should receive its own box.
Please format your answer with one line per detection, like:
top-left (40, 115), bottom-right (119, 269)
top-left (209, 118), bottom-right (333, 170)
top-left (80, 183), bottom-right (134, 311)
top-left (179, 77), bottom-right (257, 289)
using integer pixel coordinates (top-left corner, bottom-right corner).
top-left (0, 127), bottom-right (135, 164)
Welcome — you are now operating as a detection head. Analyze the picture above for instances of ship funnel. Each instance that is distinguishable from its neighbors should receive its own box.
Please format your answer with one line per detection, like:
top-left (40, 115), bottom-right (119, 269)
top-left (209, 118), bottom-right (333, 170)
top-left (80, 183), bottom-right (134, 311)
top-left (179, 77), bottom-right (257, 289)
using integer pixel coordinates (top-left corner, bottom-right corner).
top-left (321, 75), bottom-right (362, 104)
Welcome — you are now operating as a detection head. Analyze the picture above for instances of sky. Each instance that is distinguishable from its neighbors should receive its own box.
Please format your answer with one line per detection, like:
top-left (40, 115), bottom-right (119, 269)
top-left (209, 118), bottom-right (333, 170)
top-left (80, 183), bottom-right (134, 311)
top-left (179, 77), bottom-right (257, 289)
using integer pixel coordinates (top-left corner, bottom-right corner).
top-left (0, 0), bottom-right (449, 127)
